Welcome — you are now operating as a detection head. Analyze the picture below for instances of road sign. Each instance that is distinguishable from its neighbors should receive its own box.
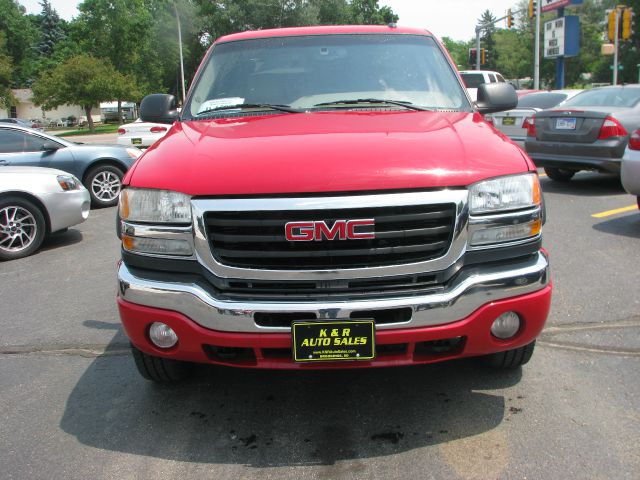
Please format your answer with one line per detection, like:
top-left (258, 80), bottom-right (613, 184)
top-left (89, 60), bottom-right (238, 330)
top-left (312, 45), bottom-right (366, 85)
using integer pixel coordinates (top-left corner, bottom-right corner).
top-left (541, 0), bottom-right (583, 13)
top-left (544, 16), bottom-right (580, 58)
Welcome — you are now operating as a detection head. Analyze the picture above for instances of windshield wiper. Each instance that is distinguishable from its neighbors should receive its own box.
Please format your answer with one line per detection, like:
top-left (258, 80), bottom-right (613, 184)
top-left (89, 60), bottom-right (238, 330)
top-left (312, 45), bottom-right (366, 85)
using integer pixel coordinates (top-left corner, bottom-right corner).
top-left (195, 103), bottom-right (302, 116)
top-left (312, 98), bottom-right (431, 111)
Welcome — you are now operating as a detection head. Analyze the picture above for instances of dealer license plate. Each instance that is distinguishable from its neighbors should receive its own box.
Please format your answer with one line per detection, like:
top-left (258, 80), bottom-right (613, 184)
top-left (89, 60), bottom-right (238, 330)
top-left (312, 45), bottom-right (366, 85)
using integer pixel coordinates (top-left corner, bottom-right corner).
top-left (131, 138), bottom-right (142, 145)
top-left (555, 118), bottom-right (576, 130)
top-left (502, 116), bottom-right (516, 126)
top-left (292, 320), bottom-right (375, 362)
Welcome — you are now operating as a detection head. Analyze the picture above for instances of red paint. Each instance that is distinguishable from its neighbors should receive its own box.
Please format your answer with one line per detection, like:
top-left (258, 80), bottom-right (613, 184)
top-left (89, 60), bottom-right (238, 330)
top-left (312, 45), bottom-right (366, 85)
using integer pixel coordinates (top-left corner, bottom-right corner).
top-left (117, 285), bottom-right (552, 370)
top-left (125, 111), bottom-right (529, 195)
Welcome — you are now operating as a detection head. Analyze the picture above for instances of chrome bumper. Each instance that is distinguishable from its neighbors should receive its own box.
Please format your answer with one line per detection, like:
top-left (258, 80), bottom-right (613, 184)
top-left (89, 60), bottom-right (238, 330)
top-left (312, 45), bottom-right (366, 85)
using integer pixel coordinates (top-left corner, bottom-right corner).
top-left (117, 251), bottom-right (550, 333)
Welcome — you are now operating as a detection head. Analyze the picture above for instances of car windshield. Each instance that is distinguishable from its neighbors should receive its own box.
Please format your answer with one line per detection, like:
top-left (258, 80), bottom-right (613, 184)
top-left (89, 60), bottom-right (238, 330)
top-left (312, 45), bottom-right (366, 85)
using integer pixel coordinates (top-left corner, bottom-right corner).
top-left (517, 92), bottom-right (567, 109)
top-left (560, 87), bottom-right (640, 108)
top-left (460, 73), bottom-right (486, 89)
top-left (185, 34), bottom-right (469, 118)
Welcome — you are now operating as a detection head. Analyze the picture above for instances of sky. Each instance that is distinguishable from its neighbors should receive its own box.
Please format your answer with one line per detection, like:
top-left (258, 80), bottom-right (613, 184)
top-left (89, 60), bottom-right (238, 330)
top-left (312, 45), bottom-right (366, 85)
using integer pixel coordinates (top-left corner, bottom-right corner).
top-left (17, 0), bottom-right (519, 42)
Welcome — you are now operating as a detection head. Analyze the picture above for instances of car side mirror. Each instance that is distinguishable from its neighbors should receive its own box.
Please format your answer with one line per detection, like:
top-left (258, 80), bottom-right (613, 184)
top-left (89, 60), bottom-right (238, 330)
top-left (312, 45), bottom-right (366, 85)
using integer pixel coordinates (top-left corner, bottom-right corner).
top-left (140, 94), bottom-right (179, 124)
top-left (41, 142), bottom-right (60, 152)
top-left (475, 83), bottom-right (518, 114)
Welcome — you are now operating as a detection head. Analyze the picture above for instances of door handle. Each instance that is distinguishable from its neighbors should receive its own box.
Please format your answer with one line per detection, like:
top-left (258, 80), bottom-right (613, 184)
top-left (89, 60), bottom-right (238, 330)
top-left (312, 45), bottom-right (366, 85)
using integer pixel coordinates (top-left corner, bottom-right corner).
top-left (0, 160), bottom-right (8, 165)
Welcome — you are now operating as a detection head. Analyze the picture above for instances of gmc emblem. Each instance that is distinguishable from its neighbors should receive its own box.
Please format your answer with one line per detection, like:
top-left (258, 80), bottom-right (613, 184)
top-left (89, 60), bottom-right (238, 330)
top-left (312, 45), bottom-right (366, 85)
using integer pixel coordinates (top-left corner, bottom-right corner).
top-left (285, 219), bottom-right (375, 241)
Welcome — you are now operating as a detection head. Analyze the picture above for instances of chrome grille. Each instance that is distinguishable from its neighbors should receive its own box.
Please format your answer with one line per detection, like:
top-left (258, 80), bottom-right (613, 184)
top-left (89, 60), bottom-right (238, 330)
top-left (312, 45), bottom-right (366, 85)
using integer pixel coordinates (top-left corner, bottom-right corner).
top-left (204, 203), bottom-right (456, 269)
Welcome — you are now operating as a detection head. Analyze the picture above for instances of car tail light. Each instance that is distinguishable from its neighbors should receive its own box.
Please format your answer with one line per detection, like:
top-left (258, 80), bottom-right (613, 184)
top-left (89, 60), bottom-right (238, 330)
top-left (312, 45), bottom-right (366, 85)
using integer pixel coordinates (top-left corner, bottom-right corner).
top-left (117, 128), bottom-right (125, 135)
top-left (598, 116), bottom-right (627, 140)
top-left (31, 123), bottom-right (38, 128)
top-left (628, 129), bottom-right (640, 150)
top-left (523, 116), bottom-right (536, 137)
top-left (150, 126), bottom-right (168, 133)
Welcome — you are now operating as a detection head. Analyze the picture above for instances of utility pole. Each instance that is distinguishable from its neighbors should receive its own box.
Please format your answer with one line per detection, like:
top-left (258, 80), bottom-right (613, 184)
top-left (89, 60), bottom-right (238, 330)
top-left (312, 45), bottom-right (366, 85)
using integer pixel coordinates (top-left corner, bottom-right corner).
top-left (534, 0), bottom-right (541, 89)
top-left (173, 2), bottom-right (186, 103)
top-left (475, 27), bottom-right (481, 70)
top-left (613, 8), bottom-right (620, 86)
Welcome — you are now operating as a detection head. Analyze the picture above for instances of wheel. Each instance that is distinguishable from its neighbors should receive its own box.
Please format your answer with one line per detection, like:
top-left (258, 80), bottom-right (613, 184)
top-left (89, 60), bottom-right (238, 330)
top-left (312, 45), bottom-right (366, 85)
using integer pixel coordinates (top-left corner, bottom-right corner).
top-left (636, 196), bottom-right (640, 210)
top-left (544, 167), bottom-right (576, 182)
top-left (482, 341), bottom-right (536, 369)
top-left (0, 197), bottom-right (46, 261)
top-left (85, 164), bottom-right (124, 207)
top-left (131, 344), bottom-right (192, 383)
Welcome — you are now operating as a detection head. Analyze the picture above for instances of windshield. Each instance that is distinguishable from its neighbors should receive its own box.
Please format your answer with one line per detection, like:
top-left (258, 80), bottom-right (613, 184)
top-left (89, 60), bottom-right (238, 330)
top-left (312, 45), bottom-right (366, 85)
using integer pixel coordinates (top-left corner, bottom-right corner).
top-left (517, 92), bottom-right (567, 109)
top-left (560, 87), bottom-right (640, 108)
top-left (185, 34), bottom-right (469, 118)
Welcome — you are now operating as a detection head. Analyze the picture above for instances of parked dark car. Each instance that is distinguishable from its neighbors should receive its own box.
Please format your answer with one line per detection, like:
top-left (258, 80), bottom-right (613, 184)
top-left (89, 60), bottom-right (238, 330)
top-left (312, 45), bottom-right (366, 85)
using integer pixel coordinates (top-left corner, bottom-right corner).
top-left (0, 124), bottom-right (141, 207)
top-left (525, 85), bottom-right (640, 181)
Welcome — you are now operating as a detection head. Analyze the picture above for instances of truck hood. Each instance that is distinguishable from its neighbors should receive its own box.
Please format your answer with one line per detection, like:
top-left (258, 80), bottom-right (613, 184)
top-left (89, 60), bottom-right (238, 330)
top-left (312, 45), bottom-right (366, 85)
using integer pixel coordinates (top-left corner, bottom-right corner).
top-left (125, 111), bottom-right (530, 195)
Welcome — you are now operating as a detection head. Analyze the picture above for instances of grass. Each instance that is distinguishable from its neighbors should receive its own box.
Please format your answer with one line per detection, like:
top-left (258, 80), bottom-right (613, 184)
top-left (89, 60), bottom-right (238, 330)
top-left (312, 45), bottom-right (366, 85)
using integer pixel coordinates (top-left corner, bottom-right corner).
top-left (56, 124), bottom-right (121, 137)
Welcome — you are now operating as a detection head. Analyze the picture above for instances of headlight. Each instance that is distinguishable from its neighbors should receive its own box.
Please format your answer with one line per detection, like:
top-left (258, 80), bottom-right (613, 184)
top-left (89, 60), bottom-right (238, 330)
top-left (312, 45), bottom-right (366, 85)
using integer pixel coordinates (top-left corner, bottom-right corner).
top-left (57, 175), bottom-right (81, 191)
top-left (119, 188), bottom-right (191, 223)
top-left (469, 173), bottom-right (540, 215)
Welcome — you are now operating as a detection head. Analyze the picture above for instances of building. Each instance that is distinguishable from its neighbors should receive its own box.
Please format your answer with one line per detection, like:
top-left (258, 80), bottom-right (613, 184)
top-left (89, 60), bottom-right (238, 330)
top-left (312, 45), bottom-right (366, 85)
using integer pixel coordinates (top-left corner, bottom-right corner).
top-left (0, 89), bottom-right (101, 126)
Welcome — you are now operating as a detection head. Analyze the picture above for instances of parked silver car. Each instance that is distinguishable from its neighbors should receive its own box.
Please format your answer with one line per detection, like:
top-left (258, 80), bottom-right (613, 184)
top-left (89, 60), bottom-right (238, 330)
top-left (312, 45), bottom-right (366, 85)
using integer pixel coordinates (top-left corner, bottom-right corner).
top-left (0, 124), bottom-right (141, 207)
top-left (621, 129), bottom-right (640, 208)
top-left (0, 166), bottom-right (90, 260)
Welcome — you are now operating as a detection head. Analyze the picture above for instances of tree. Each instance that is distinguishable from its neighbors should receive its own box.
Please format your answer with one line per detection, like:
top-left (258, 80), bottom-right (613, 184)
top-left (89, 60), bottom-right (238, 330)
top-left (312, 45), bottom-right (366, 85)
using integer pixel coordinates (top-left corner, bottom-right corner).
top-left (350, 0), bottom-right (398, 24)
top-left (478, 9), bottom-right (498, 70)
top-left (32, 55), bottom-right (138, 132)
top-left (0, 33), bottom-right (15, 109)
top-left (36, 0), bottom-right (65, 57)
top-left (0, 0), bottom-right (38, 86)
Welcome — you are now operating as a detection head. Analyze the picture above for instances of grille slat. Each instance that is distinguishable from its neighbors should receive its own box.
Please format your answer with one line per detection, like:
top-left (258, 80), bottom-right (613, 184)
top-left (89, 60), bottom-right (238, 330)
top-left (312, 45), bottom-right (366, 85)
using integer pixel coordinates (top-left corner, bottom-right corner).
top-left (205, 202), bottom-right (456, 269)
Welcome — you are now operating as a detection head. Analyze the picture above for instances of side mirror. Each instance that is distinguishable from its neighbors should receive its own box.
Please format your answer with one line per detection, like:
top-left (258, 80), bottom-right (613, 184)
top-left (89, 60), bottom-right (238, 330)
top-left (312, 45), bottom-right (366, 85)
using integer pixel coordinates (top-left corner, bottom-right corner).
top-left (475, 83), bottom-right (518, 114)
top-left (140, 94), bottom-right (179, 124)
top-left (41, 142), bottom-right (60, 152)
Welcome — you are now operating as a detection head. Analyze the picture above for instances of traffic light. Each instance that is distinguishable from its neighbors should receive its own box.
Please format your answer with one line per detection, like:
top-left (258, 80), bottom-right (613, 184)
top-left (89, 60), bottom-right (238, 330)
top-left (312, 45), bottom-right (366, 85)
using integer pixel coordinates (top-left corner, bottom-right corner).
top-left (622, 7), bottom-right (634, 40)
top-left (481, 48), bottom-right (487, 65)
top-left (529, 0), bottom-right (536, 19)
top-left (507, 9), bottom-right (513, 28)
top-left (468, 48), bottom-right (477, 66)
top-left (607, 9), bottom-right (617, 42)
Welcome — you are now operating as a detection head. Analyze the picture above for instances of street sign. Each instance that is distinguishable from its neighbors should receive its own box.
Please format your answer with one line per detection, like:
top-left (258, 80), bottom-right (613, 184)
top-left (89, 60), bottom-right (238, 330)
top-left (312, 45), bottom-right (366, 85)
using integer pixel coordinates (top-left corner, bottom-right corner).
top-left (541, 0), bottom-right (583, 13)
top-left (543, 16), bottom-right (580, 58)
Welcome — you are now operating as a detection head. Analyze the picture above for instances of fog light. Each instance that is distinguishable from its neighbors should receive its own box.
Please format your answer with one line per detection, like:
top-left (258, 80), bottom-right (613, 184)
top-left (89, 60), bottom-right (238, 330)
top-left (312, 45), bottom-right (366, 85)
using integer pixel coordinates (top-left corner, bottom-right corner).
top-left (148, 322), bottom-right (178, 348)
top-left (490, 311), bottom-right (521, 339)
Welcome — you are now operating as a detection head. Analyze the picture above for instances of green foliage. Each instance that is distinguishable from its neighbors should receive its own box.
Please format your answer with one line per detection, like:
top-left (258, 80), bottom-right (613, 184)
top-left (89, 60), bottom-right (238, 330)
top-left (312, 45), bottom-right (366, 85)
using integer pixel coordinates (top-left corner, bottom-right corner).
top-left (0, 0), bottom-right (38, 85)
top-left (0, 33), bottom-right (15, 108)
top-left (441, 37), bottom-right (474, 69)
top-left (36, 0), bottom-right (65, 57)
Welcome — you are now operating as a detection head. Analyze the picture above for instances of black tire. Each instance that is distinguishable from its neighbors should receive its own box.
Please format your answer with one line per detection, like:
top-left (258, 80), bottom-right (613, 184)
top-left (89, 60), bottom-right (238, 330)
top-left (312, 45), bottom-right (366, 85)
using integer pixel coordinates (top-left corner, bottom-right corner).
top-left (131, 344), bottom-right (191, 383)
top-left (482, 341), bottom-right (536, 369)
top-left (544, 167), bottom-right (576, 182)
top-left (84, 164), bottom-right (124, 208)
top-left (0, 196), bottom-right (46, 261)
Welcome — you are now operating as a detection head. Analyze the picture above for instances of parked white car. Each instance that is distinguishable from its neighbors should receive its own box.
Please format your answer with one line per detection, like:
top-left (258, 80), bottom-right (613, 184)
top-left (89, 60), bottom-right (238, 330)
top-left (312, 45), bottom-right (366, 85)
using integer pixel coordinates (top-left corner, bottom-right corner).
top-left (459, 70), bottom-right (507, 101)
top-left (117, 119), bottom-right (169, 148)
top-left (0, 166), bottom-right (90, 260)
top-left (621, 129), bottom-right (640, 209)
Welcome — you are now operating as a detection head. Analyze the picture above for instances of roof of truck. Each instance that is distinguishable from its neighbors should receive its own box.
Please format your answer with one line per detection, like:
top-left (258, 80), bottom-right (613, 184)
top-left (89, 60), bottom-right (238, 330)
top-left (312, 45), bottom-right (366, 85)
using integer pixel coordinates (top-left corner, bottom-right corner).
top-left (216, 25), bottom-right (433, 44)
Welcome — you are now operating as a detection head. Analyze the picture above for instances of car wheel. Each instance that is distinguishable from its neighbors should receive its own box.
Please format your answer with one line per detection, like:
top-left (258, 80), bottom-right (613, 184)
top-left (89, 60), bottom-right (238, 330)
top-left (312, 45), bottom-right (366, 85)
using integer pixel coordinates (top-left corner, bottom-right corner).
top-left (481, 341), bottom-right (536, 369)
top-left (85, 165), bottom-right (124, 208)
top-left (0, 197), bottom-right (46, 261)
top-left (544, 167), bottom-right (575, 182)
top-left (131, 344), bottom-right (192, 383)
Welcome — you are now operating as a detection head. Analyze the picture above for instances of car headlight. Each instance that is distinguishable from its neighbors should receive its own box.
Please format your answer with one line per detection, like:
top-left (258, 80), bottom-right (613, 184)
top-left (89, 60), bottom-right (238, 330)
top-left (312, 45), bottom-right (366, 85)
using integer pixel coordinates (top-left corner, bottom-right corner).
top-left (119, 188), bottom-right (191, 224)
top-left (469, 173), bottom-right (540, 215)
top-left (57, 175), bottom-right (81, 191)
top-left (468, 173), bottom-right (542, 248)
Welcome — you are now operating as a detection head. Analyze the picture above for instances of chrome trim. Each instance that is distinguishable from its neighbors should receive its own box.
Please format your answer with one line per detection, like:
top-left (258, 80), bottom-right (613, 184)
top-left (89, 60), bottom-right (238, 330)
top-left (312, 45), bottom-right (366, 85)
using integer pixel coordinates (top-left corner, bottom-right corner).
top-left (467, 207), bottom-right (542, 250)
top-left (118, 250), bottom-right (549, 333)
top-left (120, 221), bottom-right (197, 259)
top-left (191, 190), bottom-right (469, 280)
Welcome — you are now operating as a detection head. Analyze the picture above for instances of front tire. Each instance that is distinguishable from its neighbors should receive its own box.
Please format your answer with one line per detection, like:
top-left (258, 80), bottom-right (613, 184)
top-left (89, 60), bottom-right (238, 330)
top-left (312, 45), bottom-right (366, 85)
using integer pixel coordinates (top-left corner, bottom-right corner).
top-left (0, 197), bottom-right (46, 261)
top-left (544, 167), bottom-right (575, 182)
top-left (482, 341), bottom-right (536, 369)
top-left (131, 344), bottom-right (192, 383)
top-left (85, 165), bottom-right (124, 207)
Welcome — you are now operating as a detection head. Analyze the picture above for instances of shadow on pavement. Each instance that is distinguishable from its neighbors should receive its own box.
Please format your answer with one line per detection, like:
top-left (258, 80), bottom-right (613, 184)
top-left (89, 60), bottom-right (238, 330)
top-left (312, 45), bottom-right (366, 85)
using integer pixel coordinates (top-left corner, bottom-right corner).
top-left (39, 229), bottom-right (84, 252)
top-left (60, 336), bottom-right (522, 467)
top-left (540, 173), bottom-right (624, 197)
top-left (592, 211), bottom-right (640, 239)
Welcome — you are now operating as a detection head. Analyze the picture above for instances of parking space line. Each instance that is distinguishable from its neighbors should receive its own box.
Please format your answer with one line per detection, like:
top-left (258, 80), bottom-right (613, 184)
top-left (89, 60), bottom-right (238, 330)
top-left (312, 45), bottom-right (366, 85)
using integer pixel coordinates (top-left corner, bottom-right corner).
top-left (591, 205), bottom-right (638, 218)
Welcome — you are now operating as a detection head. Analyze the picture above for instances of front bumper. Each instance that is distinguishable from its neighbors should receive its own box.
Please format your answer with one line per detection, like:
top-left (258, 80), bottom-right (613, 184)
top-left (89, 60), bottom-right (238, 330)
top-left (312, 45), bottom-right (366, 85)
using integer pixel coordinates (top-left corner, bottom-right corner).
top-left (117, 250), bottom-right (551, 368)
top-left (41, 188), bottom-right (91, 232)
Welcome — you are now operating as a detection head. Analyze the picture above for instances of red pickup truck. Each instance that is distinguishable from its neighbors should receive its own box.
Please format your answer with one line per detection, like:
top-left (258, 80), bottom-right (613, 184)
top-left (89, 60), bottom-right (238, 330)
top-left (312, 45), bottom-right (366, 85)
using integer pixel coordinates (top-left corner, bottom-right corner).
top-left (116, 25), bottom-right (551, 383)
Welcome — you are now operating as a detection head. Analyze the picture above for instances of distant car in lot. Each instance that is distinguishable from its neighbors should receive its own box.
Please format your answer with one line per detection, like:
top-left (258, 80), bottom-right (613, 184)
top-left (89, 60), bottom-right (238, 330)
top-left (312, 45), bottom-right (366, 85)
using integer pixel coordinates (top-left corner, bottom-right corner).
top-left (0, 166), bottom-right (90, 260)
top-left (621, 129), bottom-right (640, 209)
top-left (0, 118), bottom-right (45, 133)
top-left (525, 85), bottom-right (640, 181)
top-left (487, 90), bottom-right (582, 144)
top-left (117, 119), bottom-right (169, 148)
top-left (459, 70), bottom-right (507, 101)
top-left (0, 124), bottom-right (142, 207)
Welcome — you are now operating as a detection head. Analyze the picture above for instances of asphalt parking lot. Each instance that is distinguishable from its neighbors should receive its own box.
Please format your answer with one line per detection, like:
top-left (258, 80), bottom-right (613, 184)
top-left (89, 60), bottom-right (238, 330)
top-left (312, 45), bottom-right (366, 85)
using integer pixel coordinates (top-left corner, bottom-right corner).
top-left (1, 169), bottom-right (639, 479)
